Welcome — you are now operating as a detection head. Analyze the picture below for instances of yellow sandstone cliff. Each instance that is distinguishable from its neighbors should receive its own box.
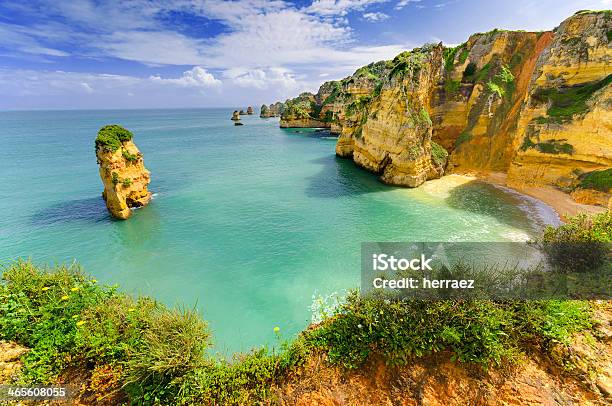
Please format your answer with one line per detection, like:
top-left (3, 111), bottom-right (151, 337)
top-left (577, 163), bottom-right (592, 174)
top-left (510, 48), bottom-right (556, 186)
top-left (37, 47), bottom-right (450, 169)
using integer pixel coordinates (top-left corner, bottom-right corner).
top-left (95, 125), bottom-right (152, 220)
top-left (508, 11), bottom-right (612, 192)
top-left (274, 10), bottom-right (611, 204)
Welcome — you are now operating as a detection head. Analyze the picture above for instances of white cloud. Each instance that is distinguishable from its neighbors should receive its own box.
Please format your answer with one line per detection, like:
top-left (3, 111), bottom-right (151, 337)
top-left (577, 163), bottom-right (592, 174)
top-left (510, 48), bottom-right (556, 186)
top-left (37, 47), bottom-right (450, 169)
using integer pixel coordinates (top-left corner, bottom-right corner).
top-left (0, 22), bottom-right (69, 57)
top-left (306, 0), bottom-right (389, 16)
top-left (363, 12), bottom-right (390, 21)
top-left (80, 82), bottom-right (93, 93)
top-left (99, 31), bottom-right (208, 66)
top-left (223, 67), bottom-right (297, 90)
top-left (0, 0), bottom-right (417, 108)
top-left (150, 66), bottom-right (221, 87)
top-left (395, 0), bottom-right (421, 10)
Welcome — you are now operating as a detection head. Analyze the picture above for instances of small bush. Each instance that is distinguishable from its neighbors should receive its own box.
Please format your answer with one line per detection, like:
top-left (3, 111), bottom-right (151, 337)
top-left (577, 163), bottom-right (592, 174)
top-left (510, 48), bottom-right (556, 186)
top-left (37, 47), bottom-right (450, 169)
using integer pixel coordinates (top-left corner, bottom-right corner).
top-left (122, 149), bottom-right (139, 162)
top-left (579, 168), bottom-right (612, 192)
top-left (0, 261), bottom-right (109, 383)
top-left (122, 178), bottom-right (132, 187)
top-left (95, 125), bottom-right (133, 152)
top-left (304, 293), bottom-right (592, 369)
top-left (123, 307), bottom-right (210, 400)
top-left (538, 211), bottom-right (611, 271)
top-left (111, 172), bottom-right (119, 185)
top-left (487, 65), bottom-right (514, 99)
top-left (431, 141), bottom-right (448, 167)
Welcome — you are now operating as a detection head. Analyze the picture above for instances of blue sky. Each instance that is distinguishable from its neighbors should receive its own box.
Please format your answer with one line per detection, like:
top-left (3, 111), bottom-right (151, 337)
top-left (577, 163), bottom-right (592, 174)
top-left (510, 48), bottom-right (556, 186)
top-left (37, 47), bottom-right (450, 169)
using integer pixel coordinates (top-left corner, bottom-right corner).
top-left (0, 0), bottom-right (609, 109)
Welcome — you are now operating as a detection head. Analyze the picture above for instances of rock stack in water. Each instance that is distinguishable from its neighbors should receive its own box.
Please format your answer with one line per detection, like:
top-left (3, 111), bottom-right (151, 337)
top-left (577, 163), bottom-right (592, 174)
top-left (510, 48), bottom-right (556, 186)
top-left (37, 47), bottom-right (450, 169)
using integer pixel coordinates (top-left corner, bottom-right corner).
top-left (246, 106), bottom-right (254, 115)
top-left (231, 110), bottom-right (241, 121)
top-left (95, 125), bottom-right (151, 220)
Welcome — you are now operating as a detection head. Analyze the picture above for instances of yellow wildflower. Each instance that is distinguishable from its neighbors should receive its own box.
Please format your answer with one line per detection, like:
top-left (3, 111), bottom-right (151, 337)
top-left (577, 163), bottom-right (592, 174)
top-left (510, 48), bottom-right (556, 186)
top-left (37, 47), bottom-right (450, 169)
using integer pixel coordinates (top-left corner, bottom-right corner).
top-left (72, 315), bottom-right (79, 319)
top-left (76, 321), bottom-right (86, 327)
top-left (91, 279), bottom-right (98, 284)
top-left (128, 308), bottom-right (136, 312)
top-left (273, 326), bottom-right (280, 333)
top-left (41, 287), bottom-right (50, 291)
top-left (70, 287), bottom-right (79, 292)
top-left (61, 295), bottom-right (69, 301)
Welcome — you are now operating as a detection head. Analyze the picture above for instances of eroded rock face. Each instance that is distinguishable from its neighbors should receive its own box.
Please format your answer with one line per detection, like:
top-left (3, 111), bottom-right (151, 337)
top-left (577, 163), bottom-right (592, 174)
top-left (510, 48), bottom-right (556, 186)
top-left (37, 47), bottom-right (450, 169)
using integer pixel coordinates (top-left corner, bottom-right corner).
top-left (507, 11), bottom-right (612, 190)
top-left (95, 125), bottom-right (152, 220)
top-left (231, 111), bottom-right (240, 121)
top-left (269, 11), bottom-right (611, 194)
top-left (246, 106), bottom-right (254, 115)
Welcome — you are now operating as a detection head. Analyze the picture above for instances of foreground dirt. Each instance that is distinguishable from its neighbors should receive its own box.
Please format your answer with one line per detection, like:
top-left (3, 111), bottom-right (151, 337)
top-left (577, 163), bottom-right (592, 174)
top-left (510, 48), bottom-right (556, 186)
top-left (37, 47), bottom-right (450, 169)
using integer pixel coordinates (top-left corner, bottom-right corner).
top-left (274, 303), bottom-right (612, 406)
top-left (0, 341), bottom-right (28, 384)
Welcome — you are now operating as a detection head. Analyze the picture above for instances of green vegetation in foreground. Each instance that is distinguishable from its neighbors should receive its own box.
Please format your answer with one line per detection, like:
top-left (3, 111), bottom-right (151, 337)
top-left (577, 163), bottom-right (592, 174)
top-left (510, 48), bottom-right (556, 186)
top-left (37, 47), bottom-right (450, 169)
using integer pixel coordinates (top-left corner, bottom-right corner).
top-left (1, 212), bottom-right (609, 404)
top-left (95, 125), bottom-right (133, 152)
top-left (542, 210), bottom-right (612, 243)
top-left (579, 168), bottom-right (612, 192)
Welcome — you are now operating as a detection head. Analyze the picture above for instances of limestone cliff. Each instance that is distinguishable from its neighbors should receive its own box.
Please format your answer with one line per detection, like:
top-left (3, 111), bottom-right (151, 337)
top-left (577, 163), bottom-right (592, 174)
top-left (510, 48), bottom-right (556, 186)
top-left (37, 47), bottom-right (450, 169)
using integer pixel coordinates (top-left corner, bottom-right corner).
top-left (95, 125), bottom-right (152, 220)
top-left (507, 11), bottom-right (612, 194)
top-left (260, 102), bottom-right (285, 118)
top-left (271, 10), bottom-right (611, 200)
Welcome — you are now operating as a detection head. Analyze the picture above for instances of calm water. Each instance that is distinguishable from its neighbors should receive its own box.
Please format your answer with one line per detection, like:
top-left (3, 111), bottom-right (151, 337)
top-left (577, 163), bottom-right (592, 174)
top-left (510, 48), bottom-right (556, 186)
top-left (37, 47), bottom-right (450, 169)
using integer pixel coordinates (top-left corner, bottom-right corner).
top-left (0, 109), bottom-right (559, 354)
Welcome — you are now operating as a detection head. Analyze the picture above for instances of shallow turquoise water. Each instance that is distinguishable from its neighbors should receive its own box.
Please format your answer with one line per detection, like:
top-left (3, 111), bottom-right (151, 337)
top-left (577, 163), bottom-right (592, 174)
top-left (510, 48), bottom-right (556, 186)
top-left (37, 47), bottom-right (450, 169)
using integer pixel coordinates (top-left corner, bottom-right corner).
top-left (0, 109), bottom-right (559, 354)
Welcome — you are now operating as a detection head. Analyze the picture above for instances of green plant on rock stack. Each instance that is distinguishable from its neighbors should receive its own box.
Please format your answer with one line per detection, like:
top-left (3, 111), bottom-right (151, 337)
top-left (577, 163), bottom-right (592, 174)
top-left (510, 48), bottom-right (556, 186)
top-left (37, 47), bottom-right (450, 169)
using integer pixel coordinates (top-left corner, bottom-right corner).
top-left (95, 125), bottom-right (133, 152)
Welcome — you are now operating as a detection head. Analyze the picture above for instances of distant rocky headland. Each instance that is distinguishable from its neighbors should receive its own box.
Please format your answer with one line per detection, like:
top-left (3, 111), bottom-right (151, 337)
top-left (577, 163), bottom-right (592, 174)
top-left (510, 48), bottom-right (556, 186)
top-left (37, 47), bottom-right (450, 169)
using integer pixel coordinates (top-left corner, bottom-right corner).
top-left (260, 102), bottom-right (285, 118)
top-left (266, 10), bottom-right (612, 210)
top-left (95, 125), bottom-right (152, 219)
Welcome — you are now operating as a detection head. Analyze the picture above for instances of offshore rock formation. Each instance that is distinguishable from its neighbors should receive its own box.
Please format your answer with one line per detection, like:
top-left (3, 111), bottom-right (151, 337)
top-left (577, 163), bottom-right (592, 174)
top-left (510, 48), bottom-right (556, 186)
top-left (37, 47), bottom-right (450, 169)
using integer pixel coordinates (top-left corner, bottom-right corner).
top-left (231, 110), bottom-right (240, 121)
top-left (95, 125), bottom-right (152, 220)
top-left (260, 102), bottom-right (285, 118)
top-left (273, 10), bottom-right (611, 198)
top-left (246, 106), bottom-right (254, 115)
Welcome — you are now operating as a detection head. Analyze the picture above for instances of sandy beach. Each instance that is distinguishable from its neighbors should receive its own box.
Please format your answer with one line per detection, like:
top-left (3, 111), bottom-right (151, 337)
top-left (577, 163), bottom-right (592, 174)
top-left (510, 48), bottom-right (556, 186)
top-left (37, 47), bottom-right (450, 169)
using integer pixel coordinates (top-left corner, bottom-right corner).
top-left (472, 172), bottom-right (606, 221)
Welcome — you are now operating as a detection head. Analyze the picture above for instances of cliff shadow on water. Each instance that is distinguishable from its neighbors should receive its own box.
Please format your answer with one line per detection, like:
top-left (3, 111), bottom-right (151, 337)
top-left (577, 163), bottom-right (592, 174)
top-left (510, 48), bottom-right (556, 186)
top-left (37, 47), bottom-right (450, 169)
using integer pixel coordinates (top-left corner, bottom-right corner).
top-left (305, 154), bottom-right (402, 199)
top-left (30, 196), bottom-right (110, 226)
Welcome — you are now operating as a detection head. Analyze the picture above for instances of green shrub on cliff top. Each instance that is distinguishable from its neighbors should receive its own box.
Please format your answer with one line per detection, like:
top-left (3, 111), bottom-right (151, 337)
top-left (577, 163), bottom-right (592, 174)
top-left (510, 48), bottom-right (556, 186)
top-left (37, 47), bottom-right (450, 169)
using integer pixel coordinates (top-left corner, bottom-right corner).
top-left (306, 292), bottom-right (592, 369)
top-left (95, 124), bottom-right (133, 152)
top-left (543, 211), bottom-right (612, 243)
top-left (0, 253), bottom-right (599, 404)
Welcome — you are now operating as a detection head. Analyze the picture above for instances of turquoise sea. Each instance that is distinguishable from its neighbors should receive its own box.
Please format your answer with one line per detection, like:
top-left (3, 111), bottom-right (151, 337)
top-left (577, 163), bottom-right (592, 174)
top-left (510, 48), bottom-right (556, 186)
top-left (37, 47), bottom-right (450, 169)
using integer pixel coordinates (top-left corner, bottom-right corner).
top-left (0, 109), bottom-right (560, 354)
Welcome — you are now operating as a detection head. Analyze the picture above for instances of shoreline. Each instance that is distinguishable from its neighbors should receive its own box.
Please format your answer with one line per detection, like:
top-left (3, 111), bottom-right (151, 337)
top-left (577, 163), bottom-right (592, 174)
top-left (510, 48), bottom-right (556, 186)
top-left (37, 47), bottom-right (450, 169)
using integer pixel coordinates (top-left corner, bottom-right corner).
top-left (457, 171), bottom-right (606, 221)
